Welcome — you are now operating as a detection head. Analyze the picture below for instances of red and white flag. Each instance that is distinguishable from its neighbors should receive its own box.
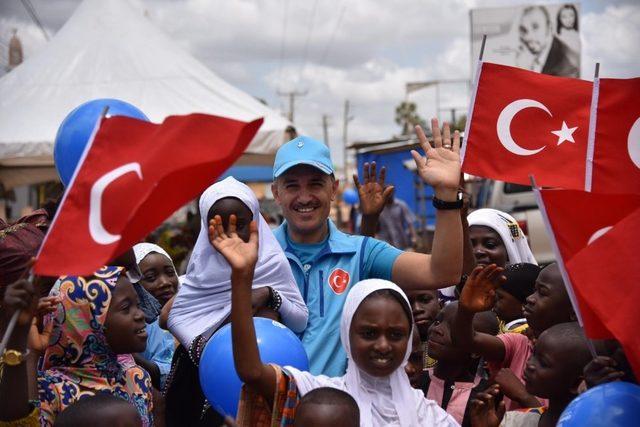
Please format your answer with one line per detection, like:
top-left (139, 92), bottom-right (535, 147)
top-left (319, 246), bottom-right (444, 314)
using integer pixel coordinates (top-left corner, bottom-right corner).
top-left (35, 114), bottom-right (262, 276)
top-left (537, 188), bottom-right (640, 378)
top-left (462, 62), bottom-right (592, 189)
top-left (586, 77), bottom-right (640, 194)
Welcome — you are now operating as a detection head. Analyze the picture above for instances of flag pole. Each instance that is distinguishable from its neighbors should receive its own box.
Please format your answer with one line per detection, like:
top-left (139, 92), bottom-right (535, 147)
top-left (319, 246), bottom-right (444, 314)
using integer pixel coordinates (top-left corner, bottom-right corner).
top-left (0, 107), bottom-right (112, 355)
top-left (584, 63), bottom-right (600, 192)
top-left (461, 34), bottom-right (486, 164)
top-left (530, 175), bottom-right (598, 358)
top-left (35, 105), bottom-right (111, 274)
top-left (0, 272), bottom-right (34, 356)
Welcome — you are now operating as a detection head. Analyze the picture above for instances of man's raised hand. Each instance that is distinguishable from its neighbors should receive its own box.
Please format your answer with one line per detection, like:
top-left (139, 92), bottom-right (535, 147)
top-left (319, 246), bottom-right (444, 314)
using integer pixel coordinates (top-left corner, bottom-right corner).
top-left (411, 119), bottom-right (461, 194)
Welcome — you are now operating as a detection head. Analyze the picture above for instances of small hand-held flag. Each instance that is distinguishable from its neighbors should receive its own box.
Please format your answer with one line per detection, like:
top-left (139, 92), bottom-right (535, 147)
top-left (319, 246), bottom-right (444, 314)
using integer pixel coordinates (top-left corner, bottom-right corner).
top-left (586, 76), bottom-right (640, 194)
top-left (462, 62), bottom-right (592, 189)
top-left (34, 114), bottom-right (262, 276)
top-left (535, 187), bottom-right (640, 379)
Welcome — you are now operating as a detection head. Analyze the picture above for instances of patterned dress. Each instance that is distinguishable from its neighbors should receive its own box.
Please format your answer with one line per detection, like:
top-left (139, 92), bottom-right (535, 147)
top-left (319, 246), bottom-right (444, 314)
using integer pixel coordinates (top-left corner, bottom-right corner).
top-left (38, 266), bottom-right (153, 426)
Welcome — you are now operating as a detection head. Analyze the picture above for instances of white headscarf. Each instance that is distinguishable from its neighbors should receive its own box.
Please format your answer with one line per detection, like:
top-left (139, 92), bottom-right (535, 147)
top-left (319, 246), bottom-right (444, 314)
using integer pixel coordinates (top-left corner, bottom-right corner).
top-left (467, 208), bottom-right (537, 266)
top-left (168, 177), bottom-right (306, 348)
top-left (286, 280), bottom-right (458, 427)
top-left (133, 243), bottom-right (176, 271)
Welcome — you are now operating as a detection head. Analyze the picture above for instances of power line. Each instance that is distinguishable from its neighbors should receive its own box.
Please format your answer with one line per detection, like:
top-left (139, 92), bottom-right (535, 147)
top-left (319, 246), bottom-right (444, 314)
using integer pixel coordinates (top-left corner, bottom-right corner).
top-left (297, 0), bottom-right (320, 87)
top-left (276, 0), bottom-right (289, 91)
top-left (317, 0), bottom-right (348, 68)
top-left (277, 89), bottom-right (308, 123)
top-left (20, 0), bottom-right (50, 41)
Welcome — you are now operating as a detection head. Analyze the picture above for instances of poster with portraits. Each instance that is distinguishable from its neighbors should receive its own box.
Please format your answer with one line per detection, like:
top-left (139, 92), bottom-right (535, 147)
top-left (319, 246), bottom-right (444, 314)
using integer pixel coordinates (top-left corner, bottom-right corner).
top-left (470, 3), bottom-right (581, 78)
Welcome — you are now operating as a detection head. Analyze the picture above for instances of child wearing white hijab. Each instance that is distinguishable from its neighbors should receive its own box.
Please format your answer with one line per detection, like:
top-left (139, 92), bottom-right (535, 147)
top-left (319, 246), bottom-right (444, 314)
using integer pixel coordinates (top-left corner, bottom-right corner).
top-left (168, 176), bottom-right (308, 348)
top-left (132, 242), bottom-right (179, 389)
top-left (209, 212), bottom-right (458, 426)
top-left (467, 208), bottom-right (537, 266)
top-left (164, 177), bottom-right (308, 425)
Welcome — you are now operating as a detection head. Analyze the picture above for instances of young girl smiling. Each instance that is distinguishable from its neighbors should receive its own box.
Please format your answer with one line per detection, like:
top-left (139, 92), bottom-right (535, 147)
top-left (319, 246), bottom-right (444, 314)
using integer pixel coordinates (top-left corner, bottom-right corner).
top-left (211, 213), bottom-right (458, 426)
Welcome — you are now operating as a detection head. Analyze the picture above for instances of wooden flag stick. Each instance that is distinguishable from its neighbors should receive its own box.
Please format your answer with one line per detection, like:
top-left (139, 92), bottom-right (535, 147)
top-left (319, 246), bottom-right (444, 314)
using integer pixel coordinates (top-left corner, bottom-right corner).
top-left (0, 272), bottom-right (34, 356)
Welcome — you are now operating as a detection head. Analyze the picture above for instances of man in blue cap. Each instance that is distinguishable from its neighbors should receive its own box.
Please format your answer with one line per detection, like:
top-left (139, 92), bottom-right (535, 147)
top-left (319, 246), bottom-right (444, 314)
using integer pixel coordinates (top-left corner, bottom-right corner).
top-left (271, 119), bottom-right (463, 376)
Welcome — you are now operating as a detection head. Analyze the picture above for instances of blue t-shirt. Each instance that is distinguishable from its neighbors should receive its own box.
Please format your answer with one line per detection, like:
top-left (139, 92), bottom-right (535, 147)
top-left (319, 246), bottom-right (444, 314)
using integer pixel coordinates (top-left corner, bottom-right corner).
top-left (142, 319), bottom-right (175, 388)
top-left (274, 220), bottom-right (402, 376)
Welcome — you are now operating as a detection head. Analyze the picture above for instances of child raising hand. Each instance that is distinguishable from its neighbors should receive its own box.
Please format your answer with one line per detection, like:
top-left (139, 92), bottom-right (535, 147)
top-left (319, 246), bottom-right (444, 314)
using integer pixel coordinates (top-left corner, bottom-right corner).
top-left (214, 213), bottom-right (459, 426)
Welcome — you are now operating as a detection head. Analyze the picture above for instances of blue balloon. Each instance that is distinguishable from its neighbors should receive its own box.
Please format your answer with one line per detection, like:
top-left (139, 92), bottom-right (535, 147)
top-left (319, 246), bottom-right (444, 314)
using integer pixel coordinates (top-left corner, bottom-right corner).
top-left (199, 318), bottom-right (309, 417)
top-left (54, 98), bottom-right (148, 186)
top-left (558, 382), bottom-right (640, 426)
top-left (343, 188), bottom-right (359, 205)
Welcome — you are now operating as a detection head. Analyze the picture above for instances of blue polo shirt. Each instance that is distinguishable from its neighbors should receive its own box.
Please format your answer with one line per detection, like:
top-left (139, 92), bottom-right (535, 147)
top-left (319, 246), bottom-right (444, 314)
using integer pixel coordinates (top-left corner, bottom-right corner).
top-left (273, 219), bottom-right (402, 376)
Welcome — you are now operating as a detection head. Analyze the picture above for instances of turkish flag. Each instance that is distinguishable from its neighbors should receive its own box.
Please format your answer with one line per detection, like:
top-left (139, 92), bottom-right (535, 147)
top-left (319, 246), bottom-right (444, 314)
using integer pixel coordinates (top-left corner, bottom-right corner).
top-left (589, 77), bottom-right (640, 194)
top-left (34, 114), bottom-right (262, 276)
top-left (539, 189), bottom-right (640, 379)
top-left (462, 62), bottom-right (592, 189)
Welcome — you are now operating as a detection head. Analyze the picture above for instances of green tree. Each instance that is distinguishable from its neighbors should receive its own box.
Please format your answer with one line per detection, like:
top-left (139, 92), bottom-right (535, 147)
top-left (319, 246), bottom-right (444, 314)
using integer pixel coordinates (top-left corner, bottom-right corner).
top-left (394, 101), bottom-right (427, 135)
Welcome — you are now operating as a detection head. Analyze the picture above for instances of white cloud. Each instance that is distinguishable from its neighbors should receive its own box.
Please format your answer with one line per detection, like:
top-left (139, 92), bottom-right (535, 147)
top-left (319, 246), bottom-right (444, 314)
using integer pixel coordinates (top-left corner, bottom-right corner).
top-left (581, 3), bottom-right (640, 78)
top-left (1, 0), bottom-right (638, 158)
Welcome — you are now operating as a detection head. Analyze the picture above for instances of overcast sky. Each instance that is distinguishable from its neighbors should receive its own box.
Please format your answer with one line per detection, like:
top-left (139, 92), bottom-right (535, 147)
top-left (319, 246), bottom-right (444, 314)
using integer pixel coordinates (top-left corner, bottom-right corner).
top-left (1, 0), bottom-right (638, 165)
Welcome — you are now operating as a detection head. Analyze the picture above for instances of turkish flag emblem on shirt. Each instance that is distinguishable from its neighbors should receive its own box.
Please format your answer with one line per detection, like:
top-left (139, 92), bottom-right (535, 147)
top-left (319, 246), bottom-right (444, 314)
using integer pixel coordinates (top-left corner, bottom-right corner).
top-left (539, 189), bottom-right (640, 379)
top-left (463, 62), bottom-right (592, 189)
top-left (35, 114), bottom-right (262, 276)
top-left (328, 268), bottom-right (350, 294)
top-left (589, 77), bottom-right (640, 194)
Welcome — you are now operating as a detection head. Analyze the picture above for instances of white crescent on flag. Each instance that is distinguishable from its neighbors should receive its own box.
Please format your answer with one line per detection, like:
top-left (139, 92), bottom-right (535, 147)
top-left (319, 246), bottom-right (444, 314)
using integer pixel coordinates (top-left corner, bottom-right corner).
top-left (496, 99), bottom-right (550, 156)
top-left (628, 117), bottom-right (640, 169)
top-left (587, 226), bottom-right (613, 245)
top-left (89, 163), bottom-right (143, 245)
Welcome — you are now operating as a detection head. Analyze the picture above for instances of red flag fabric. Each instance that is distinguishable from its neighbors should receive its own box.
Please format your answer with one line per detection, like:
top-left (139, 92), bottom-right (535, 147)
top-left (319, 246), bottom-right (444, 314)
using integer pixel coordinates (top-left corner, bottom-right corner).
top-left (588, 77), bottom-right (640, 194)
top-left (538, 189), bottom-right (640, 379)
top-left (462, 62), bottom-right (592, 189)
top-left (35, 114), bottom-right (262, 276)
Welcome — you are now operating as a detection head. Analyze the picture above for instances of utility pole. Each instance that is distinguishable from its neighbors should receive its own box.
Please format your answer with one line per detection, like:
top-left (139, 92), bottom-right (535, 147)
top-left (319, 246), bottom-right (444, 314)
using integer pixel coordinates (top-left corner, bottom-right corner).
top-left (342, 100), bottom-right (354, 179)
top-left (277, 89), bottom-right (308, 122)
top-left (322, 115), bottom-right (330, 146)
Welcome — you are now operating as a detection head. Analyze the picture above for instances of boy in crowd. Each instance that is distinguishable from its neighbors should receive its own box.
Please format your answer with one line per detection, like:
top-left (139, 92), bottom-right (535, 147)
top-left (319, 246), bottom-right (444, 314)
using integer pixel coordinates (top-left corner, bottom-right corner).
top-left (453, 263), bottom-right (576, 410)
top-left (470, 322), bottom-right (592, 427)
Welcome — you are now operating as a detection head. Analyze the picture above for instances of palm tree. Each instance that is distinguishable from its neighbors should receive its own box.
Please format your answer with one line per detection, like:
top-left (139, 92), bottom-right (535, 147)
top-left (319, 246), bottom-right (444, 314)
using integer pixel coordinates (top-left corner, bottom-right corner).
top-left (394, 101), bottom-right (427, 135)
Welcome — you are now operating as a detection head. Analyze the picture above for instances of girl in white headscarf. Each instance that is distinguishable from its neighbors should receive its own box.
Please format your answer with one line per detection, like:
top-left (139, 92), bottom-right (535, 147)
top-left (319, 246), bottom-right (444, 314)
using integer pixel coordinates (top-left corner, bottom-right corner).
top-left (168, 177), bottom-right (308, 347)
top-left (132, 243), bottom-right (179, 389)
top-left (164, 177), bottom-right (308, 425)
top-left (467, 208), bottom-right (537, 267)
top-left (211, 213), bottom-right (458, 426)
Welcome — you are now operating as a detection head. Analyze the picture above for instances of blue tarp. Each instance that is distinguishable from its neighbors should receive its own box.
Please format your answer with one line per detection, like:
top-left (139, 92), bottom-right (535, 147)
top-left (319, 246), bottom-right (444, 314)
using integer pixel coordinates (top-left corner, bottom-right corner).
top-left (356, 149), bottom-right (436, 227)
top-left (220, 165), bottom-right (273, 182)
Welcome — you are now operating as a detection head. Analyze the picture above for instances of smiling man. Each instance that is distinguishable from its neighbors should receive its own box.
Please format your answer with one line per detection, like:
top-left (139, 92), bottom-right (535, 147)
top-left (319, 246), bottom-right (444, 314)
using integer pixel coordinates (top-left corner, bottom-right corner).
top-left (271, 120), bottom-right (464, 376)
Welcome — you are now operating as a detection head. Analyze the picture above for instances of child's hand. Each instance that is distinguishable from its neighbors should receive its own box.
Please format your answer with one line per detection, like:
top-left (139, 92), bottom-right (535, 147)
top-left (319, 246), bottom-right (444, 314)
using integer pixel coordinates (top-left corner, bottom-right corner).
top-left (2, 278), bottom-right (38, 327)
top-left (36, 295), bottom-right (62, 317)
top-left (209, 214), bottom-right (259, 274)
top-left (459, 264), bottom-right (505, 313)
top-left (494, 368), bottom-right (541, 408)
top-left (353, 161), bottom-right (394, 217)
top-left (28, 318), bottom-right (53, 353)
top-left (584, 356), bottom-right (626, 388)
top-left (470, 384), bottom-right (505, 427)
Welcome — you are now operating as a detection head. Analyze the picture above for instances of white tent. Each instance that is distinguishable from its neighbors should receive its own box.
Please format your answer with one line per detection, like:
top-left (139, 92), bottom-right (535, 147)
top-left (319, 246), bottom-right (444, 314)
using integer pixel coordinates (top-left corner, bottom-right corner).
top-left (0, 0), bottom-right (290, 188)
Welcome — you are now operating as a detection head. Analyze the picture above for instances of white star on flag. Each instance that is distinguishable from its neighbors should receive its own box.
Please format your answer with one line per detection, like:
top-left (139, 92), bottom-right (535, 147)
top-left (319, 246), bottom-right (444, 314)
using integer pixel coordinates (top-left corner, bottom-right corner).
top-left (551, 121), bottom-right (578, 146)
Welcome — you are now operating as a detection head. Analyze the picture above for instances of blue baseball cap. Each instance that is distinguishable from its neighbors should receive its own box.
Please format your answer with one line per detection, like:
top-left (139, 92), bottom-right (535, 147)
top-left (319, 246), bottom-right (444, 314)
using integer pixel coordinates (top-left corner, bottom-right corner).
top-left (273, 136), bottom-right (334, 179)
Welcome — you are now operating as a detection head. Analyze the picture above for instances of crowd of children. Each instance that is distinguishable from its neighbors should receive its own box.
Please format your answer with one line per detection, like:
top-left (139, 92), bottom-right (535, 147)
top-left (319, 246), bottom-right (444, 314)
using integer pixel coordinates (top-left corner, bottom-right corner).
top-left (0, 121), bottom-right (637, 426)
